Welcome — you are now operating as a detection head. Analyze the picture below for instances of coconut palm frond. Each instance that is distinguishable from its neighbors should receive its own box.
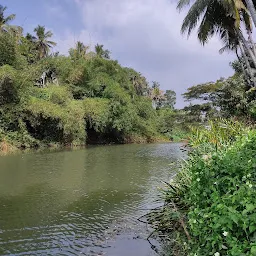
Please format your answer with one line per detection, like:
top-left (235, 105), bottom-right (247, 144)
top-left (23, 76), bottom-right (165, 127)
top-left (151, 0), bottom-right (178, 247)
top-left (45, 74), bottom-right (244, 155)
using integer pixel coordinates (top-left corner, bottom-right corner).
top-left (181, 0), bottom-right (212, 36)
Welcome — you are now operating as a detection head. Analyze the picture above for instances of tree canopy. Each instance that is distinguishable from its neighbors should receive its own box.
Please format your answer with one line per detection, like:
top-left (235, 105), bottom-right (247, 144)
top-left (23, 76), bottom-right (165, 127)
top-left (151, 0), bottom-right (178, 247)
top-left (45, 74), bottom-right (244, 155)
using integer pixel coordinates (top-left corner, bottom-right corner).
top-left (0, 5), bottom-right (178, 149)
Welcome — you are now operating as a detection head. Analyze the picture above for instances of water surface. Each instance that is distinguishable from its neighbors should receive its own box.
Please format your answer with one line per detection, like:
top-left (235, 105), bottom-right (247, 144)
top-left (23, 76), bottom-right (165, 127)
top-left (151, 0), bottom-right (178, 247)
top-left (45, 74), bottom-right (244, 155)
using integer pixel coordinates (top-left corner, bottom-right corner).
top-left (0, 143), bottom-right (185, 256)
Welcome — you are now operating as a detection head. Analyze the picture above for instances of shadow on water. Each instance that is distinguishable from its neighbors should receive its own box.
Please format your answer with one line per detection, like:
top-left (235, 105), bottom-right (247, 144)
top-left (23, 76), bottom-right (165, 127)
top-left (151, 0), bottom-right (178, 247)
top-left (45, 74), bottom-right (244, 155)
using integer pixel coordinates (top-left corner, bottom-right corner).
top-left (0, 143), bottom-right (186, 256)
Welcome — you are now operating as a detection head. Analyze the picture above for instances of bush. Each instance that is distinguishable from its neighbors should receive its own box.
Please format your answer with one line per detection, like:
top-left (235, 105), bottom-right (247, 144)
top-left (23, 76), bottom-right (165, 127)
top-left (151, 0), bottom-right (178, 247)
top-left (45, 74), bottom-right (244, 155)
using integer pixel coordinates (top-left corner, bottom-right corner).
top-left (0, 65), bottom-right (19, 105)
top-left (188, 130), bottom-right (256, 256)
top-left (24, 97), bottom-right (86, 144)
top-left (0, 33), bottom-right (17, 67)
top-left (149, 120), bottom-right (256, 256)
top-left (83, 97), bottom-right (110, 132)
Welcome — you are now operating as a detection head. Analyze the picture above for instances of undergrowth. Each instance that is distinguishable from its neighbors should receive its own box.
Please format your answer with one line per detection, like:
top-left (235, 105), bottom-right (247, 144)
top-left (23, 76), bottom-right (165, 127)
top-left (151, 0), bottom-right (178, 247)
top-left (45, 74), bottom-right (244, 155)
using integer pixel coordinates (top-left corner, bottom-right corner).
top-left (147, 119), bottom-right (256, 256)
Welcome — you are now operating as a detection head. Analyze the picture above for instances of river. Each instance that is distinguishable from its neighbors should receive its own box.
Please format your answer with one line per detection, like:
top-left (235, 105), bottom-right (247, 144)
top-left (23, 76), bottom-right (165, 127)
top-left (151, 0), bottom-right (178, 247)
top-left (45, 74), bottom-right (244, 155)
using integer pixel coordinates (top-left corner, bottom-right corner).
top-left (0, 143), bottom-right (185, 256)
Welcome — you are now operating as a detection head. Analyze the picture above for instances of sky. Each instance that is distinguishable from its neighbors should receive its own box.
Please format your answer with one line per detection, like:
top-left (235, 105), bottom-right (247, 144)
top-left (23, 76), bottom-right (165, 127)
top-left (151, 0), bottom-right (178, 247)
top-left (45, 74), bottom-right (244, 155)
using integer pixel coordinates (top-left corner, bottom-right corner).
top-left (2, 0), bottom-right (235, 108)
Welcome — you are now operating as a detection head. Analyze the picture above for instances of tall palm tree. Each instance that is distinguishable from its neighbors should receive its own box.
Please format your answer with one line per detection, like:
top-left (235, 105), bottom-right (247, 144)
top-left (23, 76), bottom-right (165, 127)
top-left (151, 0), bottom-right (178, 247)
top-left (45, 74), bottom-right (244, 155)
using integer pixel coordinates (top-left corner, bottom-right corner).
top-left (244, 0), bottom-right (256, 27)
top-left (177, 0), bottom-right (256, 86)
top-left (34, 25), bottom-right (56, 59)
top-left (177, 0), bottom-right (250, 43)
top-left (219, 30), bottom-right (256, 86)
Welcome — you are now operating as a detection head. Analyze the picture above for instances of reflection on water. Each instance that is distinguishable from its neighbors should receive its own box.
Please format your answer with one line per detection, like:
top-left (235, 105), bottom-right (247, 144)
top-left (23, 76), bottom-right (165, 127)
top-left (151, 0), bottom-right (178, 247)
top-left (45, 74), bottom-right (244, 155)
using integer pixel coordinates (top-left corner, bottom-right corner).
top-left (0, 143), bottom-right (185, 256)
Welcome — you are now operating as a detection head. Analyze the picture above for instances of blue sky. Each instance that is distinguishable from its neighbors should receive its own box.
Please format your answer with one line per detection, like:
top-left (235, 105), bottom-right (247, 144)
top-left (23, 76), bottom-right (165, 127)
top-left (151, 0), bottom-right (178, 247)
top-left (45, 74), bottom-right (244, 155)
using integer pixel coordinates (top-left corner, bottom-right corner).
top-left (2, 0), bottom-right (235, 108)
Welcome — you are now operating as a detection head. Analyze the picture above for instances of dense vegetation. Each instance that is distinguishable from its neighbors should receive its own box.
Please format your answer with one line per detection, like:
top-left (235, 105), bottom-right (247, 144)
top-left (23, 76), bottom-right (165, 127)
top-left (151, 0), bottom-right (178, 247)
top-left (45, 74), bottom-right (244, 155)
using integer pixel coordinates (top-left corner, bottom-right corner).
top-left (148, 121), bottom-right (256, 256)
top-left (146, 0), bottom-right (256, 255)
top-left (0, 5), bottom-right (179, 153)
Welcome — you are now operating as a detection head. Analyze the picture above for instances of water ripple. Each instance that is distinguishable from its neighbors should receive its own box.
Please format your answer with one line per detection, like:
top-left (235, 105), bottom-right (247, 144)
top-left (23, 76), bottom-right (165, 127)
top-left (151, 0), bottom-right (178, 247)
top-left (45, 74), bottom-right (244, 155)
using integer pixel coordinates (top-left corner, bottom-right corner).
top-left (0, 143), bottom-right (185, 256)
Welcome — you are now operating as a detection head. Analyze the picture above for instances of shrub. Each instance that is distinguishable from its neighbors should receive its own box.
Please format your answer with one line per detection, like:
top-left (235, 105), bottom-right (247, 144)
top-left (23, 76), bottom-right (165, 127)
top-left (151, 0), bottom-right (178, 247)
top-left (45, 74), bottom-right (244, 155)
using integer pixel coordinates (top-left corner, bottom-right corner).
top-left (188, 130), bottom-right (256, 256)
top-left (83, 97), bottom-right (110, 132)
top-left (24, 98), bottom-right (86, 144)
top-left (0, 33), bottom-right (17, 67)
top-left (149, 120), bottom-right (256, 256)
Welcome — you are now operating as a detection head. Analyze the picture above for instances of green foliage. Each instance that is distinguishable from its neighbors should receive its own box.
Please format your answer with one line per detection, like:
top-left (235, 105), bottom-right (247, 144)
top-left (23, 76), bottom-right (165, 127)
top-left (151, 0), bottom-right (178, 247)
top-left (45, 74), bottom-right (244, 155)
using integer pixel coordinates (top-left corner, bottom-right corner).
top-left (0, 33), bottom-right (17, 66)
top-left (69, 41), bottom-right (89, 61)
top-left (157, 108), bottom-right (175, 135)
top-left (214, 77), bottom-right (251, 118)
top-left (0, 65), bottom-right (19, 105)
top-left (182, 80), bottom-right (223, 102)
top-left (163, 90), bottom-right (176, 109)
top-left (150, 120), bottom-right (256, 256)
top-left (46, 85), bottom-right (73, 105)
top-left (18, 35), bottom-right (38, 64)
top-left (188, 129), bottom-right (256, 256)
top-left (0, 65), bottom-right (36, 105)
top-left (95, 43), bottom-right (111, 59)
top-left (33, 25), bottom-right (56, 59)
top-left (189, 119), bottom-right (248, 147)
top-left (182, 75), bottom-right (256, 121)
top-left (25, 97), bottom-right (86, 144)
top-left (83, 98), bottom-right (110, 132)
top-left (0, 5), bottom-right (180, 149)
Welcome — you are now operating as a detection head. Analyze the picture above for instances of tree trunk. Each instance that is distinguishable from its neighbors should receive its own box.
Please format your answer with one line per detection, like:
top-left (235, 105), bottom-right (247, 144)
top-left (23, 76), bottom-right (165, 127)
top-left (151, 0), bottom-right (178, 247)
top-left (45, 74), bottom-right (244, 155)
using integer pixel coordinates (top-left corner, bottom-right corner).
top-left (239, 40), bottom-right (256, 87)
top-left (244, 0), bottom-right (256, 28)
top-left (237, 29), bottom-right (256, 68)
top-left (248, 30), bottom-right (256, 56)
top-left (236, 49), bottom-right (250, 82)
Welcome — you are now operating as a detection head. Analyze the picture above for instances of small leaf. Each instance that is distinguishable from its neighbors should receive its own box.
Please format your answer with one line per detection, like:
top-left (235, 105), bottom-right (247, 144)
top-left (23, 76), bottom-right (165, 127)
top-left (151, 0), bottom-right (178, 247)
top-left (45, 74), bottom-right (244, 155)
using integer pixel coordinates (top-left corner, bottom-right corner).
top-left (246, 204), bottom-right (255, 212)
top-left (250, 225), bottom-right (256, 233)
top-left (251, 246), bottom-right (256, 255)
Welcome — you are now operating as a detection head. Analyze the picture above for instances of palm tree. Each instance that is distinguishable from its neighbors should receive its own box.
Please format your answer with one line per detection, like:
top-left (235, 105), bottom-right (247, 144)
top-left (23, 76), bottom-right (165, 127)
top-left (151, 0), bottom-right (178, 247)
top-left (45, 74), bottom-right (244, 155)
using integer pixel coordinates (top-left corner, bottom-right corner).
top-left (0, 5), bottom-right (15, 32)
top-left (34, 25), bottom-right (56, 59)
top-left (69, 41), bottom-right (89, 60)
top-left (76, 41), bottom-right (89, 57)
top-left (244, 0), bottom-right (256, 27)
top-left (0, 5), bottom-right (23, 40)
top-left (26, 33), bottom-right (36, 42)
top-left (177, 0), bottom-right (256, 86)
top-left (95, 44), bottom-right (111, 59)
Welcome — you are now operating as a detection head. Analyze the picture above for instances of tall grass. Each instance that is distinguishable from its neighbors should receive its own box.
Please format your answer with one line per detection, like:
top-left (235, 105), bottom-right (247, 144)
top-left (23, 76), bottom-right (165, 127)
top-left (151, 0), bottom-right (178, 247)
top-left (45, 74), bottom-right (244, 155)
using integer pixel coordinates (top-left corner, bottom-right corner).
top-left (188, 118), bottom-right (249, 148)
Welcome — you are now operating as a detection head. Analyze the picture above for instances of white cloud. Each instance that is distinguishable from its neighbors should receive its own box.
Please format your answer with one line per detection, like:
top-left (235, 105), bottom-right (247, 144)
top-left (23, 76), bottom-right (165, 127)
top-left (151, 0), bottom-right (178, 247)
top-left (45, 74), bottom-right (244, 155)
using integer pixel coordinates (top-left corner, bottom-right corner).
top-left (45, 4), bottom-right (66, 19)
top-left (55, 0), bottom-right (235, 108)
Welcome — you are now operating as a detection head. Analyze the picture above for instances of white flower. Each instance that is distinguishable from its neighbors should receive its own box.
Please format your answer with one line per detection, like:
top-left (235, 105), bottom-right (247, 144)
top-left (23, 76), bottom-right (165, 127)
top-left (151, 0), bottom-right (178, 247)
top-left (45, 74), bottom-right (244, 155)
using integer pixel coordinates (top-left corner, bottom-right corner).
top-left (214, 182), bottom-right (217, 185)
top-left (214, 252), bottom-right (220, 256)
top-left (247, 173), bottom-right (251, 178)
top-left (223, 231), bottom-right (228, 237)
top-left (196, 178), bottom-right (200, 182)
top-left (202, 154), bottom-right (211, 161)
top-left (249, 184), bottom-right (253, 188)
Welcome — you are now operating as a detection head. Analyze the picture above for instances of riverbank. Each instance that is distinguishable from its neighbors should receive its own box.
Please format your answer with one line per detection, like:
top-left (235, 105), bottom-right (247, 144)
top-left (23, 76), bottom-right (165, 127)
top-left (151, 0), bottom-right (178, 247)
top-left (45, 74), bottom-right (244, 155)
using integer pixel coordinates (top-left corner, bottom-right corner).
top-left (0, 124), bottom-right (189, 156)
top-left (0, 134), bottom-right (174, 156)
top-left (148, 120), bottom-right (256, 256)
top-left (0, 30), bottom-right (181, 159)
